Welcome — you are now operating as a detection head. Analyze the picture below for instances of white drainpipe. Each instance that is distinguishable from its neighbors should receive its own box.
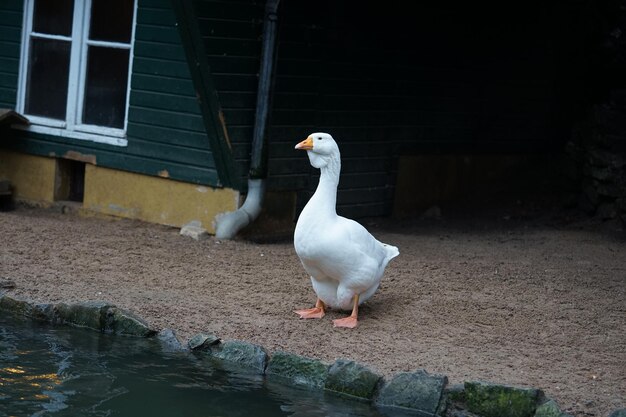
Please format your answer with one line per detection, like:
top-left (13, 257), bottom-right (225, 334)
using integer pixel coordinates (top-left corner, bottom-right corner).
top-left (214, 0), bottom-right (279, 239)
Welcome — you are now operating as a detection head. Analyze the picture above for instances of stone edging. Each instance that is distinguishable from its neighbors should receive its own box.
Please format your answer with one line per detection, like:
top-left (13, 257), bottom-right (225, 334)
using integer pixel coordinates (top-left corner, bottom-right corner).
top-left (1, 294), bottom-right (624, 417)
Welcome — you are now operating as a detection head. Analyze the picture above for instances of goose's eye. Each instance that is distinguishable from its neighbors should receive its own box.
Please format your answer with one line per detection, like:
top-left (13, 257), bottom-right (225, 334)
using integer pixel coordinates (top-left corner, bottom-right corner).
top-left (317, 137), bottom-right (323, 140)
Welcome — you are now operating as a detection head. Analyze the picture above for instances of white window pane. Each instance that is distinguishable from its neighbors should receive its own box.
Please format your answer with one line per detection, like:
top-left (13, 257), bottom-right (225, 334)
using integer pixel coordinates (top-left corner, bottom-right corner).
top-left (82, 46), bottom-right (130, 128)
top-left (89, 0), bottom-right (134, 43)
top-left (25, 38), bottom-right (71, 120)
top-left (32, 0), bottom-right (74, 36)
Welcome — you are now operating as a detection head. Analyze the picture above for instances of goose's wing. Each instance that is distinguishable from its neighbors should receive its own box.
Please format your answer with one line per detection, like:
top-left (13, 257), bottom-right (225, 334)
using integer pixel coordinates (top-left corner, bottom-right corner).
top-left (335, 216), bottom-right (389, 266)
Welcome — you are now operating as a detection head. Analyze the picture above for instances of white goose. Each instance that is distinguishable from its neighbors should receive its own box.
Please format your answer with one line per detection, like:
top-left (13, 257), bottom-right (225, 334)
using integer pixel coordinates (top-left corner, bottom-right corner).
top-left (293, 133), bottom-right (399, 328)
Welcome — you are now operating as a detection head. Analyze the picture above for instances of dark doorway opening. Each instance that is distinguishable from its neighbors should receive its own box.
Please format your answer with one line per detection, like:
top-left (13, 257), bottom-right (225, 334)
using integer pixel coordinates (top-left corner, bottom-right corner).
top-left (55, 159), bottom-right (85, 203)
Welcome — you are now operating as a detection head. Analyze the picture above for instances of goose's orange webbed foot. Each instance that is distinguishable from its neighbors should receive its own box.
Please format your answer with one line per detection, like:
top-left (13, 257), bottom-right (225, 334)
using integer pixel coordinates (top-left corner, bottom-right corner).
top-left (332, 316), bottom-right (357, 328)
top-left (295, 299), bottom-right (326, 319)
top-left (332, 294), bottom-right (359, 329)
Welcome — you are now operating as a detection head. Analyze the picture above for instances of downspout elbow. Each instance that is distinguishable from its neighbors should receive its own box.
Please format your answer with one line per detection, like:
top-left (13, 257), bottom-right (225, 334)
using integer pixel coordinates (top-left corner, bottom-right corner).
top-left (215, 179), bottom-right (266, 239)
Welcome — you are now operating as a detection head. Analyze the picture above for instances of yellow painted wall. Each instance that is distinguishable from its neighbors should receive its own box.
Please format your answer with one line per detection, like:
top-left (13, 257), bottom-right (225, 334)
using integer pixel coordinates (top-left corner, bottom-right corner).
top-left (0, 150), bottom-right (240, 233)
top-left (83, 164), bottom-right (239, 233)
top-left (0, 150), bottom-right (56, 204)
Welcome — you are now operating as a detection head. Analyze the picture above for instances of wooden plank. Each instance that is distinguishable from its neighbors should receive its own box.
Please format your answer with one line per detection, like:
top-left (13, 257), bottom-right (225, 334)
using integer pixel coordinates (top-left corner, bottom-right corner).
top-left (134, 40), bottom-right (187, 62)
top-left (135, 25), bottom-right (181, 44)
top-left (170, 0), bottom-right (240, 188)
top-left (131, 73), bottom-right (196, 96)
top-left (136, 7), bottom-right (175, 25)
top-left (0, 72), bottom-right (18, 89)
top-left (202, 37), bottom-right (260, 58)
top-left (127, 137), bottom-right (216, 169)
top-left (128, 106), bottom-right (205, 132)
top-left (220, 108), bottom-right (255, 126)
top-left (212, 74), bottom-right (258, 92)
top-left (0, 9), bottom-right (22, 27)
top-left (225, 125), bottom-right (253, 143)
top-left (132, 57), bottom-right (193, 78)
top-left (126, 121), bottom-right (208, 147)
top-left (130, 90), bottom-right (200, 113)
top-left (337, 201), bottom-right (390, 219)
top-left (0, 87), bottom-right (17, 107)
top-left (0, 57), bottom-right (19, 72)
top-left (0, 41), bottom-right (20, 59)
top-left (0, 0), bottom-right (23, 12)
top-left (207, 55), bottom-right (259, 76)
top-left (0, 26), bottom-right (21, 41)
top-left (217, 91), bottom-right (256, 109)
top-left (193, 1), bottom-right (261, 21)
top-left (196, 17), bottom-right (260, 40)
top-left (337, 187), bottom-right (392, 205)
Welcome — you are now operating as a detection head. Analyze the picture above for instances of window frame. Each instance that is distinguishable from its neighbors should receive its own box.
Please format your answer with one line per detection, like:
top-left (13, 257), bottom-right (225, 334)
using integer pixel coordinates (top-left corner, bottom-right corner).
top-left (16, 0), bottom-right (137, 147)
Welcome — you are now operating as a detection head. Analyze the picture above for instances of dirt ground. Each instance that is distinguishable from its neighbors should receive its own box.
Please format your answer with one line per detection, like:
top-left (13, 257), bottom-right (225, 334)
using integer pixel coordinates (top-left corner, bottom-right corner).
top-left (0, 204), bottom-right (624, 417)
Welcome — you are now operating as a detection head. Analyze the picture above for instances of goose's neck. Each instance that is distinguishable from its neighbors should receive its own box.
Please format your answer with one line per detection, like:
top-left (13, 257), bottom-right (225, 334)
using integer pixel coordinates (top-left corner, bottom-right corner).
top-left (309, 155), bottom-right (340, 215)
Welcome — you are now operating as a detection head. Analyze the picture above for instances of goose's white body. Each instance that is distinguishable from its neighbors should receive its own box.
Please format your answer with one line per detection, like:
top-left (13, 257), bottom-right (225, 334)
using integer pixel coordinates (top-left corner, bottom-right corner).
top-left (293, 133), bottom-right (399, 320)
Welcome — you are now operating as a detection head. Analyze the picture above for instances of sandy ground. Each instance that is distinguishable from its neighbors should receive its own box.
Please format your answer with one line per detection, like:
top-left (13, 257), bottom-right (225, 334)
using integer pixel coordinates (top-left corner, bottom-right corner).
top-left (0, 204), bottom-right (624, 417)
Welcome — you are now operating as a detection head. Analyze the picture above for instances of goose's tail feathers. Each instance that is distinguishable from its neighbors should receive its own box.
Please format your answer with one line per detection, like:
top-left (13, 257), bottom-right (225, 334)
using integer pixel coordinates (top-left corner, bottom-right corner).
top-left (381, 243), bottom-right (399, 263)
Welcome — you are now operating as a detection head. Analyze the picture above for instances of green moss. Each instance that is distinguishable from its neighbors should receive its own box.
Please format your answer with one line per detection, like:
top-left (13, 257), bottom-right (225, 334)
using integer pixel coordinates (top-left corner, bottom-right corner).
top-left (465, 381), bottom-right (541, 417)
top-left (210, 341), bottom-right (268, 373)
top-left (55, 301), bottom-right (109, 331)
top-left (325, 359), bottom-right (382, 400)
top-left (534, 399), bottom-right (562, 417)
top-left (106, 307), bottom-right (156, 337)
top-left (266, 351), bottom-right (329, 389)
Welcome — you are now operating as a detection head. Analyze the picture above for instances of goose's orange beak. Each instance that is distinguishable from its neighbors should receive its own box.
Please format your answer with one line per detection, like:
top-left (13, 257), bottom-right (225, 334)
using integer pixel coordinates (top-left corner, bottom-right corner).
top-left (295, 136), bottom-right (314, 150)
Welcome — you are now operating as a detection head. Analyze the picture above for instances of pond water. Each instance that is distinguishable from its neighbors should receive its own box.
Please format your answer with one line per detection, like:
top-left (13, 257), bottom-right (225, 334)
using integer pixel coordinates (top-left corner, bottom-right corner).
top-left (0, 316), bottom-right (403, 417)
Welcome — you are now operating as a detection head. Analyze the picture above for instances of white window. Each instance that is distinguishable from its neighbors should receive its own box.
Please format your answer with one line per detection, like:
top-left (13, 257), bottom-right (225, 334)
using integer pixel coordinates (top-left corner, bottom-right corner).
top-left (16, 0), bottom-right (137, 147)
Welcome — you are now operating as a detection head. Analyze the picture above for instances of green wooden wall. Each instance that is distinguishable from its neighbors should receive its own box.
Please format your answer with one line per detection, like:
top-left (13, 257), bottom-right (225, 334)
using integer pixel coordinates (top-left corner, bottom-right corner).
top-left (0, 0), bottom-right (223, 187)
top-left (192, 0), bottom-right (264, 188)
top-left (0, 0), bottom-right (20, 110)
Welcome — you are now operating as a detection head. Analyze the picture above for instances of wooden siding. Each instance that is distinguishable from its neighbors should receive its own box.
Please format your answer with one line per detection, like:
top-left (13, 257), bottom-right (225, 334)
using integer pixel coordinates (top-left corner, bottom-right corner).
top-left (0, 0), bottom-right (222, 187)
top-left (0, 0), bottom-right (21, 110)
top-left (192, 0), bottom-right (264, 187)
top-left (265, 2), bottom-right (579, 219)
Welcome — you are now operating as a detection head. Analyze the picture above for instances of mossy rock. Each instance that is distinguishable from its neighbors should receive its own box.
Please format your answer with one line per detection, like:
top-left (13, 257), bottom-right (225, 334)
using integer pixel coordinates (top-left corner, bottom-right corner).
top-left (609, 410), bottom-right (626, 417)
top-left (188, 333), bottom-right (220, 350)
top-left (375, 369), bottom-right (447, 414)
top-left (465, 381), bottom-right (542, 417)
top-left (325, 359), bottom-right (382, 400)
top-left (105, 307), bottom-right (156, 337)
top-left (266, 351), bottom-right (329, 389)
top-left (533, 399), bottom-right (562, 417)
top-left (55, 301), bottom-right (110, 330)
top-left (0, 295), bottom-right (53, 321)
top-left (209, 340), bottom-right (268, 373)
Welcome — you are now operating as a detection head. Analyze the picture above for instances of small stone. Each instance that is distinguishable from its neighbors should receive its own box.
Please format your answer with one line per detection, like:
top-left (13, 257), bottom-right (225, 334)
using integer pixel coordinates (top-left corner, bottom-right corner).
top-left (55, 301), bottom-right (110, 330)
top-left (464, 381), bottom-right (542, 417)
top-left (609, 409), bottom-right (626, 417)
top-left (157, 328), bottom-right (186, 352)
top-left (375, 369), bottom-right (447, 414)
top-left (534, 399), bottom-right (561, 417)
top-left (266, 351), bottom-right (329, 389)
top-left (188, 333), bottom-right (221, 350)
top-left (209, 340), bottom-right (268, 373)
top-left (0, 278), bottom-right (15, 289)
top-left (325, 359), bottom-right (382, 400)
top-left (105, 307), bottom-right (156, 337)
top-left (180, 220), bottom-right (208, 240)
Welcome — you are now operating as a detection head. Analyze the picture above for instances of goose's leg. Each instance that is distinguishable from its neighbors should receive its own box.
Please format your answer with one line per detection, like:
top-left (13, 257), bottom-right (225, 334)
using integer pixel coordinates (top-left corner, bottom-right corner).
top-left (294, 298), bottom-right (326, 319)
top-left (332, 295), bottom-right (359, 328)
